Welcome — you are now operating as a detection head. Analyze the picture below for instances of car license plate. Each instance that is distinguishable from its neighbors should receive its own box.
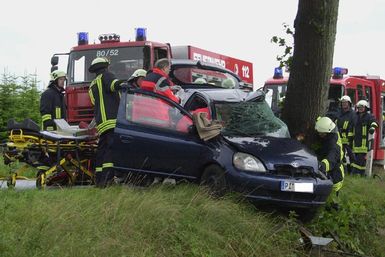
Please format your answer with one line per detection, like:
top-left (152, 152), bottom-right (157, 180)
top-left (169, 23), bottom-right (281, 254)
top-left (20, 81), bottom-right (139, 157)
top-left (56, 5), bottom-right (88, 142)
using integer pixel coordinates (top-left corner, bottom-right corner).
top-left (280, 181), bottom-right (314, 193)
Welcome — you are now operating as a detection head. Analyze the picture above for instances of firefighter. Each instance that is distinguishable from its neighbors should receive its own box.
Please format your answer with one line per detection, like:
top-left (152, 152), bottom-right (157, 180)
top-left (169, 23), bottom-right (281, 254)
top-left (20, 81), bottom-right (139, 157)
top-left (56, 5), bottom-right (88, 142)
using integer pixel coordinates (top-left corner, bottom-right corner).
top-left (314, 116), bottom-right (345, 206)
top-left (128, 69), bottom-right (147, 88)
top-left (194, 77), bottom-right (207, 84)
top-left (88, 57), bottom-right (125, 187)
top-left (351, 100), bottom-right (378, 176)
top-left (221, 78), bottom-right (235, 89)
top-left (336, 95), bottom-right (357, 174)
top-left (141, 58), bottom-right (180, 103)
top-left (40, 70), bottom-right (67, 131)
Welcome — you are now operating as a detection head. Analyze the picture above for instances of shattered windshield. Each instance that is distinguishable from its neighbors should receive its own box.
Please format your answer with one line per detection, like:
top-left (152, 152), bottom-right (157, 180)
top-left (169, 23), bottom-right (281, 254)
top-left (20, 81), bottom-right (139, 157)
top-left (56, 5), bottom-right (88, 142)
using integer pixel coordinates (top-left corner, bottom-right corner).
top-left (215, 100), bottom-right (290, 138)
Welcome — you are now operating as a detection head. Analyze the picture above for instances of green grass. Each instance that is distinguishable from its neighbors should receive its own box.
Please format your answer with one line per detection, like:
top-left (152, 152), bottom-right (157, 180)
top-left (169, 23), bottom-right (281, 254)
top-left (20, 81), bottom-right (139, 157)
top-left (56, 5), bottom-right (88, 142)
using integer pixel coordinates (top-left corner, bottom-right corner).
top-left (0, 185), bottom-right (304, 257)
top-left (309, 172), bottom-right (385, 256)
top-left (1, 159), bottom-right (385, 256)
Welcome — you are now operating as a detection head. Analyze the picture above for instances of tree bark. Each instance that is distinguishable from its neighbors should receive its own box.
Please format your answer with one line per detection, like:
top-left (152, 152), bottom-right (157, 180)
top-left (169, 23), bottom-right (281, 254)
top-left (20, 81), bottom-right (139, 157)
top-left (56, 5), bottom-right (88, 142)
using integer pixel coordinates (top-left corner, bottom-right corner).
top-left (281, 0), bottom-right (339, 145)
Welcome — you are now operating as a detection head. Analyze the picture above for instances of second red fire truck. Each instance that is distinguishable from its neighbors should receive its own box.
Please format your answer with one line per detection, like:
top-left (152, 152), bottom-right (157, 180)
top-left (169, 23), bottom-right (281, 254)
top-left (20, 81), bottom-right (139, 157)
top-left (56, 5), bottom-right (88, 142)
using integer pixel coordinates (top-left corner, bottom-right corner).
top-left (263, 67), bottom-right (385, 164)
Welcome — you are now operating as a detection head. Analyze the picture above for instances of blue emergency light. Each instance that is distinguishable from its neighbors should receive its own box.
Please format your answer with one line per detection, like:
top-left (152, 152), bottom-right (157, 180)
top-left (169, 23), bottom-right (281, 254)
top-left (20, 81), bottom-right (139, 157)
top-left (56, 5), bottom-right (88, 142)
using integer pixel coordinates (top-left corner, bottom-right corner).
top-left (77, 32), bottom-right (89, 45)
top-left (135, 28), bottom-right (147, 41)
top-left (273, 67), bottom-right (283, 79)
top-left (332, 67), bottom-right (348, 79)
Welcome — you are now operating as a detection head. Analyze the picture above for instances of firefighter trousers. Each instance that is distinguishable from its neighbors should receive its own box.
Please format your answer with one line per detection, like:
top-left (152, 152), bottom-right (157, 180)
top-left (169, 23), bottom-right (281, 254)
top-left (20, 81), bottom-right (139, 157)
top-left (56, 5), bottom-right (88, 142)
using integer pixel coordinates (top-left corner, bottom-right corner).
top-left (342, 144), bottom-right (355, 174)
top-left (95, 129), bottom-right (115, 187)
top-left (351, 153), bottom-right (366, 176)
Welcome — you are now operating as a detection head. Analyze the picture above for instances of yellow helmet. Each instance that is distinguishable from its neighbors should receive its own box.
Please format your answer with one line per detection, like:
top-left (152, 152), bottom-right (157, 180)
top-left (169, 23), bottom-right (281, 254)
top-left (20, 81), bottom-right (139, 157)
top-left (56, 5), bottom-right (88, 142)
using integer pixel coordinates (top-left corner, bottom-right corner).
top-left (89, 57), bottom-right (110, 73)
top-left (315, 116), bottom-right (336, 133)
top-left (50, 70), bottom-right (66, 81)
top-left (128, 69), bottom-right (147, 81)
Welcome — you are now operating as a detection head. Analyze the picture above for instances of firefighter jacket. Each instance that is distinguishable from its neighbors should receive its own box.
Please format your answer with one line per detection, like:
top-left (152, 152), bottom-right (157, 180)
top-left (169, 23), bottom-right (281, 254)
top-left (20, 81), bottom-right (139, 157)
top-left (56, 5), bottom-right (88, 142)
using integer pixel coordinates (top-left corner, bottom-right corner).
top-left (40, 83), bottom-right (66, 131)
top-left (88, 70), bottom-right (123, 135)
top-left (336, 108), bottom-right (356, 146)
top-left (141, 68), bottom-right (180, 103)
top-left (352, 112), bottom-right (378, 153)
top-left (315, 132), bottom-right (344, 186)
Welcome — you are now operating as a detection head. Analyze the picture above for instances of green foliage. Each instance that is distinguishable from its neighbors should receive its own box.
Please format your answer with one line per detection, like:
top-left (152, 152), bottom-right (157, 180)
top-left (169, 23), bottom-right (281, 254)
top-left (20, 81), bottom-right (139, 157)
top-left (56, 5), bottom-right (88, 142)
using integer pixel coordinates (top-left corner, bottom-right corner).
top-left (0, 73), bottom-right (41, 139)
top-left (308, 175), bottom-right (385, 256)
top-left (270, 23), bottom-right (294, 70)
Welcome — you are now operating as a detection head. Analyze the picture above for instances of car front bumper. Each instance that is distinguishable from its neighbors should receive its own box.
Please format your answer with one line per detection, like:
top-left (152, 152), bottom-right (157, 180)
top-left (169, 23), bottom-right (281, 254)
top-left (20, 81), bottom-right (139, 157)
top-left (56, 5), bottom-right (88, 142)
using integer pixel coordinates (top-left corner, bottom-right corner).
top-left (226, 167), bottom-right (334, 209)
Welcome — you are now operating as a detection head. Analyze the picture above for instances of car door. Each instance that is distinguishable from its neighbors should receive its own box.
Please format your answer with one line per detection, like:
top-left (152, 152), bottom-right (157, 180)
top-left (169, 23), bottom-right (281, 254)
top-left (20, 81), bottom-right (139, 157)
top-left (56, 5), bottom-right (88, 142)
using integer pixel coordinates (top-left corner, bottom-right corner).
top-left (112, 89), bottom-right (206, 180)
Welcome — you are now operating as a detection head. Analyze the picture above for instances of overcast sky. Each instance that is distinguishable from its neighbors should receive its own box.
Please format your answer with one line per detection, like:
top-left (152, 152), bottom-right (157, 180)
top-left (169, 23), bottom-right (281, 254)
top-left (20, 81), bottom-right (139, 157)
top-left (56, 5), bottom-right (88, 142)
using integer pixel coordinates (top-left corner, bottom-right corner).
top-left (1, 0), bottom-right (384, 90)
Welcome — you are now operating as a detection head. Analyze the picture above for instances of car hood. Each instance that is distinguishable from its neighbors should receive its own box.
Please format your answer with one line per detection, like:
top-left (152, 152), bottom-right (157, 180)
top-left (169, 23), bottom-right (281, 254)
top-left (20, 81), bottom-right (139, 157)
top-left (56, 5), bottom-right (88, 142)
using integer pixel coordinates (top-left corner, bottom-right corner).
top-left (223, 136), bottom-right (318, 171)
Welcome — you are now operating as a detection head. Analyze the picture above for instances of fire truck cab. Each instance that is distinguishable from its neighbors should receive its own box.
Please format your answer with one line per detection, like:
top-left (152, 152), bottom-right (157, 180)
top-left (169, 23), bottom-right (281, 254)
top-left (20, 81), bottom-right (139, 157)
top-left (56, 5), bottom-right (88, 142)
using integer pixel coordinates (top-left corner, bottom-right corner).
top-left (263, 67), bottom-right (385, 163)
top-left (50, 29), bottom-right (254, 124)
top-left (50, 29), bottom-right (171, 124)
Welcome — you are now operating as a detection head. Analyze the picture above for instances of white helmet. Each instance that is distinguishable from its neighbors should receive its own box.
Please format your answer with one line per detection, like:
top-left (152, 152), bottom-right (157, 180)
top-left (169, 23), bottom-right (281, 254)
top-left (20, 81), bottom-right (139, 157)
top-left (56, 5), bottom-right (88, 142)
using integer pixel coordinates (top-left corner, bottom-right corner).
top-left (356, 100), bottom-right (369, 108)
top-left (221, 78), bottom-right (235, 89)
top-left (315, 116), bottom-right (336, 133)
top-left (89, 57), bottom-right (110, 73)
top-left (340, 95), bottom-right (352, 103)
top-left (50, 70), bottom-right (66, 81)
top-left (194, 78), bottom-right (207, 84)
top-left (128, 69), bottom-right (147, 81)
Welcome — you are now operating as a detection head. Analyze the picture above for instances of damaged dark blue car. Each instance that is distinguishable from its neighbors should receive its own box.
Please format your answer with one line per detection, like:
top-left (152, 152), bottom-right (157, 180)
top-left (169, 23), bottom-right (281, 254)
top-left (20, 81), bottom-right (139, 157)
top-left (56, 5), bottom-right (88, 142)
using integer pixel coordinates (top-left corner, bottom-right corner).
top-left (111, 60), bottom-right (333, 214)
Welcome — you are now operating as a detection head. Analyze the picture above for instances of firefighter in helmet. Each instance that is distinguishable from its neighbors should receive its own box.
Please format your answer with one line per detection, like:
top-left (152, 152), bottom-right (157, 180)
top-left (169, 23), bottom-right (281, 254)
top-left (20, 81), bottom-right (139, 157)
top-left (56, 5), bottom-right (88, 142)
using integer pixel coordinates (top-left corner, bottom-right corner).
top-left (141, 58), bottom-right (180, 103)
top-left (351, 100), bottom-right (378, 176)
top-left (88, 57), bottom-right (126, 187)
top-left (221, 78), bottom-right (235, 89)
top-left (40, 70), bottom-right (67, 131)
top-left (128, 69), bottom-right (147, 88)
top-left (314, 116), bottom-right (345, 203)
top-left (336, 95), bottom-right (357, 174)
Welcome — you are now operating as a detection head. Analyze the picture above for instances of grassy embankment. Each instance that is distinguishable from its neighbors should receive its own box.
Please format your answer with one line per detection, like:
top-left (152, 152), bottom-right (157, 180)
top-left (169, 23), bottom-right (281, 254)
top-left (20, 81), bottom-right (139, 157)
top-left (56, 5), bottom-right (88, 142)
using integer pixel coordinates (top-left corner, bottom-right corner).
top-left (0, 159), bottom-right (385, 256)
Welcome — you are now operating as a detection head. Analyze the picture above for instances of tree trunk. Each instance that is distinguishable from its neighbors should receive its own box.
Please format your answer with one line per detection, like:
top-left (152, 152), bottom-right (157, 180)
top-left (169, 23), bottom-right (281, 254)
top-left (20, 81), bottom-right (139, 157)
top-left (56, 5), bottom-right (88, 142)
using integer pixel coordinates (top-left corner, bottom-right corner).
top-left (281, 0), bottom-right (339, 145)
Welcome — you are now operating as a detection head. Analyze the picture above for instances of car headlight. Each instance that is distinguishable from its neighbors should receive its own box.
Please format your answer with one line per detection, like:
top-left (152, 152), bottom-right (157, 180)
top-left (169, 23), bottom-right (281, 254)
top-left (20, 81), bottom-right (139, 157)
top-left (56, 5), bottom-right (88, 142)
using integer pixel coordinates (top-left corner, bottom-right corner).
top-left (233, 152), bottom-right (266, 172)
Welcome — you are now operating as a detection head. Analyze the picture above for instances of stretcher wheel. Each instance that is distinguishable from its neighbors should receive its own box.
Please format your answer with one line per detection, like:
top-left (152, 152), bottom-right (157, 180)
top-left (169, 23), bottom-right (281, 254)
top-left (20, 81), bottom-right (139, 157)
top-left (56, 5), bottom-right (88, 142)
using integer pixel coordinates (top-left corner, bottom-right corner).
top-left (6, 174), bottom-right (16, 188)
top-left (36, 172), bottom-right (46, 189)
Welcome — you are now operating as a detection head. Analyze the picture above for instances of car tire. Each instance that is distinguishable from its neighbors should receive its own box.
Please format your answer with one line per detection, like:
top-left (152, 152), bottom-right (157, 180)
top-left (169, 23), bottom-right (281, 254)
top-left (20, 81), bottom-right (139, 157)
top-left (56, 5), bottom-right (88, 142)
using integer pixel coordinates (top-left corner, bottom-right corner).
top-left (200, 165), bottom-right (227, 197)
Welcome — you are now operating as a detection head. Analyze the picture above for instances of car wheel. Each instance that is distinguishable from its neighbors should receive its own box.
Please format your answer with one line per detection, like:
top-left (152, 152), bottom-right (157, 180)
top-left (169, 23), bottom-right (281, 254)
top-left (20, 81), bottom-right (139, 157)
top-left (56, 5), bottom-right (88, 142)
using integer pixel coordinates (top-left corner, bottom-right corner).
top-left (200, 165), bottom-right (227, 197)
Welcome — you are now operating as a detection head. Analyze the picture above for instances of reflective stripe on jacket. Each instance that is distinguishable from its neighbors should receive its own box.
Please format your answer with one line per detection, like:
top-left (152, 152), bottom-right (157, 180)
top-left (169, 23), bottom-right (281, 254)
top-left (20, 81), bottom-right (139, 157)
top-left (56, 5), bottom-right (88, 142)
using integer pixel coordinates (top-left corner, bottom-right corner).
top-left (141, 68), bottom-right (180, 103)
top-left (316, 132), bottom-right (344, 185)
top-left (353, 112), bottom-right (378, 153)
top-left (89, 70), bottom-right (121, 135)
top-left (337, 109), bottom-right (356, 145)
top-left (40, 83), bottom-right (66, 131)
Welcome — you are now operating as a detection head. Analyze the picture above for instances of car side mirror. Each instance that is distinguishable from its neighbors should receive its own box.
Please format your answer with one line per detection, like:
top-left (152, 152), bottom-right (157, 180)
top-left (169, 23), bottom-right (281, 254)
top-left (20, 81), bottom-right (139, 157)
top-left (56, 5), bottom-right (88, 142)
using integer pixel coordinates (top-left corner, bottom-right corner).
top-left (51, 56), bottom-right (59, 66)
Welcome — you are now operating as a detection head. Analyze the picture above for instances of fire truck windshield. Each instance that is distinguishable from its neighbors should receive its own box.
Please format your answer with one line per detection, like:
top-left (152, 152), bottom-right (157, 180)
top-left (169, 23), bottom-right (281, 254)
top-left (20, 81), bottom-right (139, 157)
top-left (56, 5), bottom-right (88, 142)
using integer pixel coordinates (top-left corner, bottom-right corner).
top-left (264, 84), bottom-right (287, 116)
top-left (68, 47), bottom-right (145, 84)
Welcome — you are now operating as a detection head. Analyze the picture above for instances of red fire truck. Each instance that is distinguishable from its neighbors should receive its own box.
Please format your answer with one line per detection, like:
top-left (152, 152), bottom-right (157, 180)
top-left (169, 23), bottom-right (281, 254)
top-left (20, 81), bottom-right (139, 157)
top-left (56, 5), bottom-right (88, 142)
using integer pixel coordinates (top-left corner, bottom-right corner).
top-left (50, 29), bottom-right (253, 124)
top-left (263, 67), bottom-right (385, 163)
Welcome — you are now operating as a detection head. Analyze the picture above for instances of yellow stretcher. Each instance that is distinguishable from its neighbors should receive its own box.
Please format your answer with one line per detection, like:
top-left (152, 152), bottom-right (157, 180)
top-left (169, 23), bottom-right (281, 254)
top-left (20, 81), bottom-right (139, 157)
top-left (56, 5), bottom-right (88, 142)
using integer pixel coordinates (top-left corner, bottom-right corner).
top-left (1, 119), bottom-right (97, 189)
